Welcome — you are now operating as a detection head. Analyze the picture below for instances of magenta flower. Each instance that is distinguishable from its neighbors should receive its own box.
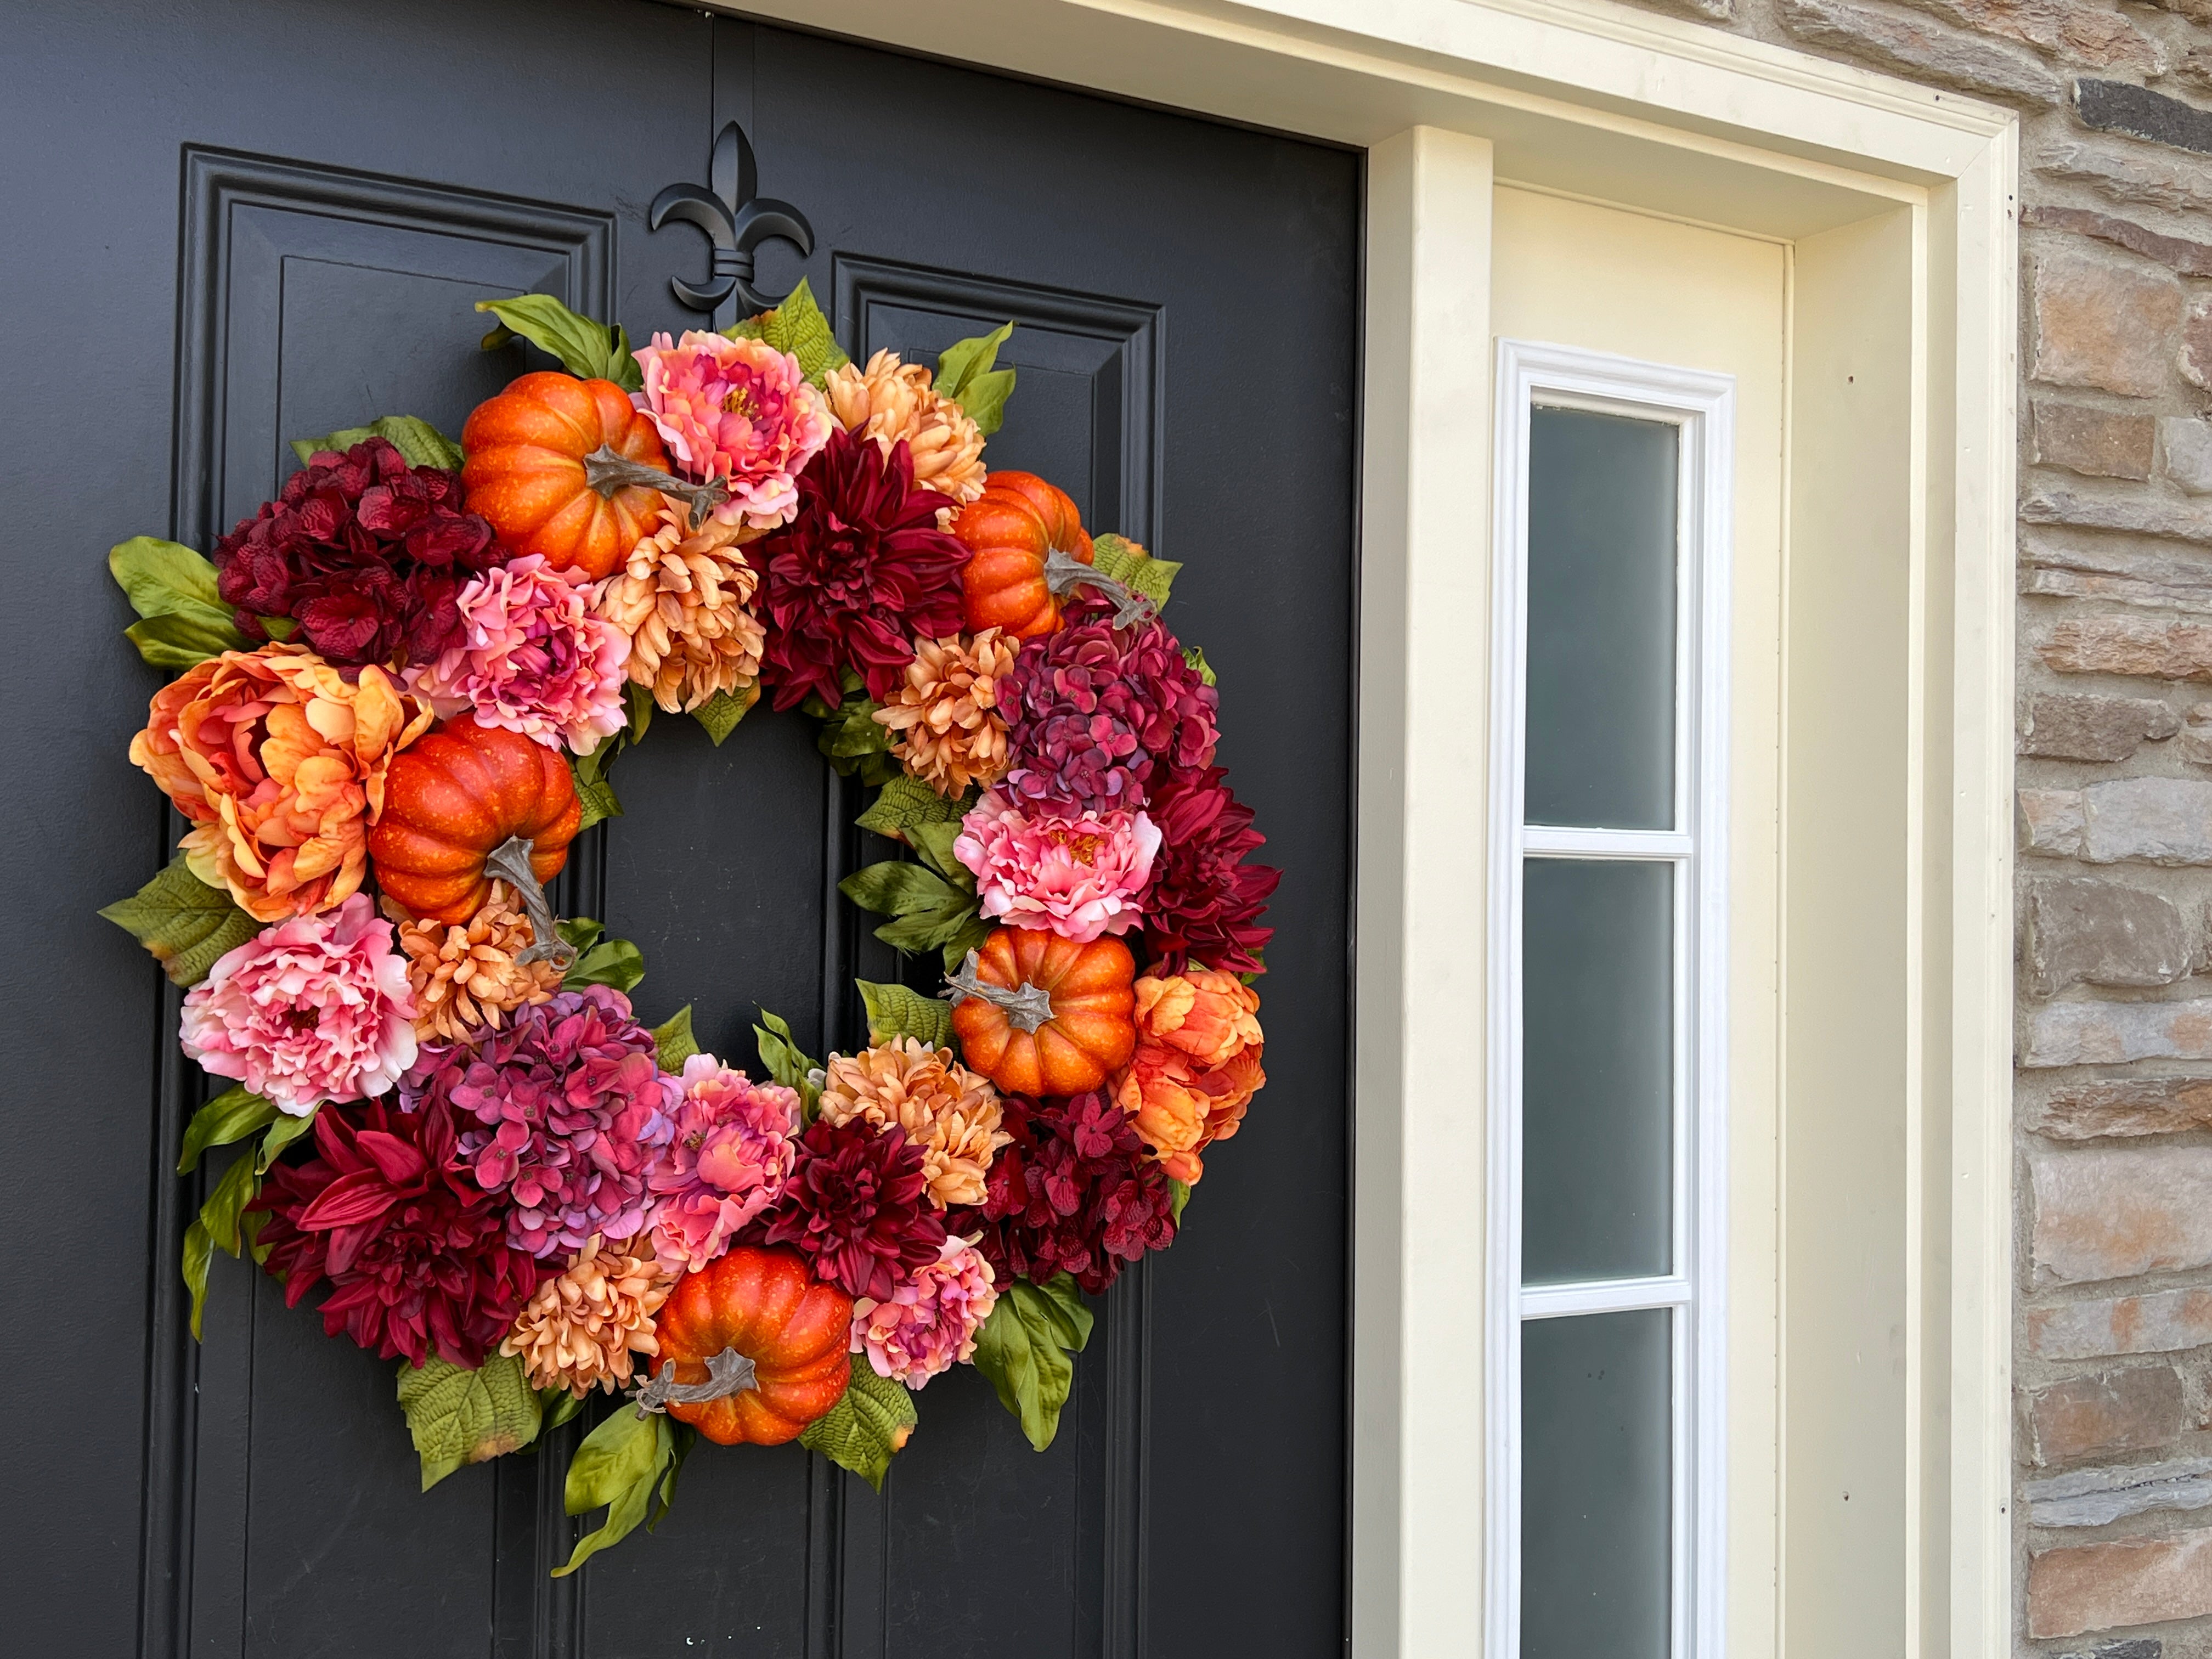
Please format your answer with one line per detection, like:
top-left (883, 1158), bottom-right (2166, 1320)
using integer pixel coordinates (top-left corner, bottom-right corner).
top-left (179, 893), bottom-right (416, 1115)
top-left (953, 788), bottom-right (1161, 943)
top-left (850, 1234), bottom-right (998, 1387)
top-left (632, 330), bottom-right (834, 529)
top-left (647, 1054), bottom-right (803, 1274)
top-left (402, 554), bottom-right (627, 753)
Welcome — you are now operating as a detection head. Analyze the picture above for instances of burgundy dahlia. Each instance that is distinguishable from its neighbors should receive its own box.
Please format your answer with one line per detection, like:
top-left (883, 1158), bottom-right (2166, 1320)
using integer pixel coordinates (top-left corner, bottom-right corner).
top-left (1140, 765), bottom-right (1279, 977)
top-left (751, 425), bottom-right (969, 712)
top-left (953, 1091), bottom-right (1176, 1295)
top-left (402, 986), bottom-right (677, 1261)
top-left (251, 1096), bottom-right (548, 1368)
top-left (756, 1117), bottom-right (947, 1301)
top-left (1000, 602), bottom-right (1219, 818)
top-left (213, 436), bottom-right (505, 668)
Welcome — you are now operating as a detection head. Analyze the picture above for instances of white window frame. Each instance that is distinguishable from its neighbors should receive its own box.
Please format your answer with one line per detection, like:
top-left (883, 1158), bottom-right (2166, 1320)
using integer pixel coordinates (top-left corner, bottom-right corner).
top-left (1485, 340), bottom-right (1735, 1659)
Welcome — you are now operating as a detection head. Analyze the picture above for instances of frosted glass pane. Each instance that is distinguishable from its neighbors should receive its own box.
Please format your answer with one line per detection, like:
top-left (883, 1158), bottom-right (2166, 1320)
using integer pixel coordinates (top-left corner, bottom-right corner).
top-left (1522, 857), bottom-right (1672, 1284)
top-left (1521, 1310), bottom-right (1672, 1659)
top-left (1524, 406), bottom-right (1677, 830)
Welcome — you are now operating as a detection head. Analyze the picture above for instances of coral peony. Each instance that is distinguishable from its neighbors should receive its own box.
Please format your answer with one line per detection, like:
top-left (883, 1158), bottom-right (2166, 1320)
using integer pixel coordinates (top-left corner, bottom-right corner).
top-left (756, 1118), bottom-right (947, 1302)
top-left (849, 1234), bottom-right (997, 1388)
top-left (403, 554), bottom-right (626, 753)
top-left (501, 1233), bottom-right (672, 1398)
top-left (213, 437), bottom-right (505, 667)
top-left (815, 1039), bottom-right (1009, 1210)
top-left (180, 893), bottom-right (416, 1114)
top-left (631, 330), bottom-right (833, 530)
top-left (823, 349), bottom-right (987, 509)
top-left (953, 788), bottom-right (1160, 943)
top-left (1139, 766), bottom-right (1280, 977)
top-left (751, 425), bottom-right (970, 711)
top-left (252, 1094), bottom-right (548, 1368)
top-left (402, 986), bottom-right (678, 1259)
top-left (596, 496), bottom-right (767, 713)
top-left (872, 630), bottom-right (1017, 796)
top-left (1110, 971), bottom-right (1266, 1184)
top-left (647, 1054), bottom-right (802, 1274)
top-left (386, 883), bottom-right (562, 1041)
top-left (130, 644), bottom-right (432, 921)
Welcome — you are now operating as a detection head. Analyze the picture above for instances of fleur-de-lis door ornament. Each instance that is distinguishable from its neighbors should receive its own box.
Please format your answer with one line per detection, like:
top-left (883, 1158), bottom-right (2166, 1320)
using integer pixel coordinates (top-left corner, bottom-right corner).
top-left (648, 121), bottom-right (815, 331)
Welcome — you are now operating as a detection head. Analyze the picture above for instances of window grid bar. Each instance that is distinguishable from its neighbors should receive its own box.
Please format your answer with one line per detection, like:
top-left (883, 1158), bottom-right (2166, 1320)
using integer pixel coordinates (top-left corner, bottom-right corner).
top-left (1520, 1276), bottom-right (1694, 1319)
top-left (1522, 825), bottom-right (1692, 859)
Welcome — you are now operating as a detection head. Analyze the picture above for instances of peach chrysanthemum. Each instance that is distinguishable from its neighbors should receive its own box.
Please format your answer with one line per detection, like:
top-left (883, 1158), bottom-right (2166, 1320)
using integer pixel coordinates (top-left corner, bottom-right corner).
top-left (500, 1233), bottom-right (672, 1398)
top-left (385, 882), bottom-right (563, 1041)
top-left (823, 349), bottom-right (987, 509)
top-left (871, 630), bottom-right (1018, 797)
top-left (596, 495), bottom-right (767, 713)
top-left (816, 1038), bottom-right (1011, 1210)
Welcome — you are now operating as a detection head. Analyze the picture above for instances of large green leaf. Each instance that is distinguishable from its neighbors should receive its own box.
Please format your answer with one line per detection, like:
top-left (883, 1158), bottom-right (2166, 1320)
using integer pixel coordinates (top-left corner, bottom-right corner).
top-left (555, 1404), bottom-right (674, 1576)
top-left (178, 1086), bottom-right (279, 1175)
top-left (841, 861), bottom-right (983, 960)
top-left (804, 674), bottom-right (898, 784)
top-left (182, 1220), bottom-right (214, 1341)
top-left (935, 323), bottom-right (1017, 437)
top-left (558, 917), bottom-right (646, 994)
top-left (652, 1005), bottom-right (699, 1073)
top-left (108, 537), bottom-right (246, 669)
top-left (1088, 533), bottom-right (1182, 610)
top-left (799, 1356), bottom-right (918, 1491)
top-left (99, 855), bottom-right (258, 987)
top-left (904, 820), bottom-right (968, 884)
top-left (855, 776), bottom-right (972, 842)
top-left (856, 981), bottom-right (953, 1051)
top-left (123, 612), bottom-right (245, 669)
top-left (477, 295), bottom-right (642, 393)
top-left (733, 278), bottom-right (849, 386)
top-left (198, 1147), bottom-right (262, 1257)
top-left (692, 686), bottom-right (755, 746)
top-left (754, 1009), bottom-right (822, 1116)
top-left (396, 1353), bottom-right (544, 1491)
top-left (969, 1274), bottom-right (1094, 1452)
top-left (569, 742), bottom-right (623, 831)
top-left (647, 1423), bottom-right (694, 1533)
top-left (258, 1108), bottom-right (318, 1170)
top-left (289, 414), bottom-right (464, 471)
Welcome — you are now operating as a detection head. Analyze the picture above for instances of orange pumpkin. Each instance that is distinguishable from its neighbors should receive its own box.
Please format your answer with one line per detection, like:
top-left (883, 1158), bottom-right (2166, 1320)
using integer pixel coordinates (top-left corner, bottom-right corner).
top-left (460, 372), bottom-right (670, 580)
top-left (954, 471), bottom-right (1094, 640)
top-left (950, 927), bottom-right (1137, 1097)
top-left (368, 720), bottom-right (581, 923)
top-left (653, 1247), bottom-right (855, 1446)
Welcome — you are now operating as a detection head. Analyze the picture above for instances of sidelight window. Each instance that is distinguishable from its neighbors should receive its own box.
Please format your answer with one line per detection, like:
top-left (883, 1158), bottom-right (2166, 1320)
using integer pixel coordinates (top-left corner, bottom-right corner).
top-left (1486, 341), bottom-right (1735, 1659)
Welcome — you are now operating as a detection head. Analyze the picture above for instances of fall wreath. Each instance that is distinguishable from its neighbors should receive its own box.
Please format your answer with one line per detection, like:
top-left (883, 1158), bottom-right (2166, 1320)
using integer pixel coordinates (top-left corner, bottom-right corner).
top-left (103, 284), bottom-right (1276, 1572)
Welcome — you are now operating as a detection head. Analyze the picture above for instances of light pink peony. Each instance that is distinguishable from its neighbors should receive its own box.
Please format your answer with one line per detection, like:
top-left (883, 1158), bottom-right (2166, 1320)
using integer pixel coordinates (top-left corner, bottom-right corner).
top-left (180, 893), bottom-right (417, 1115)
top-left (402, 554), bottom-right (627, 753)
top-left (632, 330), bottom-right (834, 530)
top-left (953, 789), bottom-right (1163, 943)
top-left (849, 1234), bottom-right (998, 1387)
top-left (646, 1054), bottom-right (802, 1273)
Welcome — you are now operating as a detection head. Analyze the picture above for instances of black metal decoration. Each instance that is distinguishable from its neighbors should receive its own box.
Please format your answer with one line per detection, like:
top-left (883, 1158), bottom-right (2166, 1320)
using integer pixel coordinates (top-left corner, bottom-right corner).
top-left (648, 121), bottom-right (814, 326)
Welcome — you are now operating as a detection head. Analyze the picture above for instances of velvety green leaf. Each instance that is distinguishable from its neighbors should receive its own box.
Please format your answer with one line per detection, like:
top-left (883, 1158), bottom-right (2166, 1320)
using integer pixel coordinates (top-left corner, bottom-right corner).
top-left (812, 689), bottom-right (893, 761)
top-left (652, 1005), bottom-right (699, 1073)
top-left (123, 612), bottom-right (242, 669)
top-left (541, 1389), bottom-right (584, 1431)
top-left (839, 861), bottom-right (963, 919)
top-left (873, 906), bottom-right (979, 956)
top-left (290, 414), bottom-right (464, 471)
top-left (1182, 645), bottom-right (1216, 688)
top-left (555, 1406), bottom-right (672, 1576)
top-left (855, 776), bottom-right (972, 842)
top-left (1088, 533), bottom-right (1181, 608)
top-left (569, 759), bottom-right (622, 831)
top-left (258, 616), bottom-right (298, 641)
top-left (755, 1009), bottom-right (822, 1116)
top-left (647, 1423), bottom-right (693, 1532)
top-left (953, 366), bottom-right (1015, 437)
top-left (935, 323), bottom-right (1017, 436)
top-left (397, 1352), bottom-right (544, 1491)
top-left (199, 1148), bottom-right (262, 1257)
top-left (939, 912), bottom-right (995, 975)
top-left (755, 278), bottom-right (849, 386)
top-left (562, 919), bottom-right (645, 994)
top-left (799, 1356), bottom-right (917, 1491)
top-left (1168, 1179), bottom-right (1192, 1227)
top-left (857, 981), bottom-right (953, 1050)
top-left (692, 685), bottom-right (755, 746)
top-left (257, 1107), bottom-right (317, 1171)
top-left (179, 1086), bottom-right (279, 1175)
top-left (476, 295), bottom-right (641, 392)
top-left (970, 1274), bottom-right (1094, 1452)
top-left (182, 1220), bottom-right (213, 1341)
top-left (557, 917), bottom-right (606, 953)
top-left (904, 820), bottom-right (970, 886)
top-left (100, 855), bottom-right (259, 987)
top-left (110, 535), bottom-right (224, 617)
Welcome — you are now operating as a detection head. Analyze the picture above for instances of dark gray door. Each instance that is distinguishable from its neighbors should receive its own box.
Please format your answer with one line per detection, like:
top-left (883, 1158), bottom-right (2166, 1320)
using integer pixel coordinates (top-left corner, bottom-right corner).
top-left (0, 4), bottom-right (1357, 1655)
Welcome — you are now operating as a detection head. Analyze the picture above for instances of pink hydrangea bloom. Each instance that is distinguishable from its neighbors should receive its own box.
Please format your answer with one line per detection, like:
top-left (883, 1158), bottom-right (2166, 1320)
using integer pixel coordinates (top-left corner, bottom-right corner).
top-left (179, 893), bottom-right (417, 1115)
top-left (632, 330), bottom-right (834, 530)
top-left (953, 789), bottom-right (1163, 943)
top-left (647, 1054), bottom-right (803, 1274)
top-left (850, 1234), bottom-right (998, 1388)
top-left (402, 555), bottom-right (627, 753)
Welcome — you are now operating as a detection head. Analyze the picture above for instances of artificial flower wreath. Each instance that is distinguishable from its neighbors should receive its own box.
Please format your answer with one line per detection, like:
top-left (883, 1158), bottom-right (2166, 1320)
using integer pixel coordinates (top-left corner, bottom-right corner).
top-left (103, 284), bottom-right (1276, 1572)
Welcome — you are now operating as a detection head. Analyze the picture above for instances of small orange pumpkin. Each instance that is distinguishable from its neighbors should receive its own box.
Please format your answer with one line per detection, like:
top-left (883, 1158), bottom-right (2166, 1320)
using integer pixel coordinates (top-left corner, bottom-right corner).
top-left (950, 927), bottom-right (1137, 1097)
top-left (954, 471), bottom-right (1094, 640)
top-left (652, 1247), bottom-right (855, 1446)
top-left (460, 372), bottom-right (670, 580)
top-left (368, 720), bottom-right (580, 923)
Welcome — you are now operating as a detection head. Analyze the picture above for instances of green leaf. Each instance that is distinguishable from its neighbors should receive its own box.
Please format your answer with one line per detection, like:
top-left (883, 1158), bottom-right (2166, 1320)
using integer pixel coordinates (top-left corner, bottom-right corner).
top-left (182, 1220), bottom-right (214, 1341)
top-left (541, 1389), bottom-right (584, 1431)
top-left (970, 1274), bottom-right (1094, 1452)
top-left (1182, 644), bottom-right (1216, 688)
top-left (1168, 1178), bottom-right (1192, 1226)
top-left (755, 1009), bottom-right (822, 1116)
top-left (855, 776), bottom-right (972, 842)
top-left (123, 612), bottom-right (244, 669)
top-left (1088, 533), bottom-right (1182, 609)
top-left (556, 917), bottom-right (606, 953)
top-left (99, 855), bottom-right (259, 987)
top-left (693, 685), bottom-right (755, 746)
top-left (935, 322), bottom-right (1017, 437)
top-left (904, 820), bottom-right (970, 885)
top-left (939, 912), bottom-right (995, 975)
top-left (179, 1086), bottom-right (279, 1175)
top-left (560, 918), bottom-right (645, 994)
top-left (624, 681), bottom-right (656, 745)
top-left (856, 981), bottom-right (953, 1050)
top-left (476, 295), bottom-right (641, 392)
top-left (257, 1107), bottom-right (318, 1171)
top-left (839, 861), bottom-right (964, 919)
top-left (108, 537), bottom-right (247, 667)
top-left (799, 1356), bottom-right (917, 1491)
top-left (647, 1423), bottom-right (693, 1532)
top-left (652, 1005), bottom-right (699, 1073)
top-left (290, 414), bottom-right (464, 471)
top-left (569, 754), bottom-right (622, 831)
top-left (397, 1353), bottom-right (544, 1491)
top-left (199, 1148), bottom-right (262, 1258)
top-left (805, 673), bottom-right (898, 783)
top-left (555, 1405), bottom-right (673, 1576)
top-left (752, 278), bottom-right (849, 386)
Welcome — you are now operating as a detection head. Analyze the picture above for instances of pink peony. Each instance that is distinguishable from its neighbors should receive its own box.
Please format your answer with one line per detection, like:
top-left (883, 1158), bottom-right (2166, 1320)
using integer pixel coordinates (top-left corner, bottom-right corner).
top-left (647, 1054), bottom-right (803, 1274)
top-left (953, 789), bottom-right (1161, 943)
top-left (179, 893), bottom-right (417, 1115)
top-left (849, 1234), bottom-right (998, 1387)
top-left (402, 555), bottom-right (627, 753)
top-left (632, 330), bottom-right (834, 530)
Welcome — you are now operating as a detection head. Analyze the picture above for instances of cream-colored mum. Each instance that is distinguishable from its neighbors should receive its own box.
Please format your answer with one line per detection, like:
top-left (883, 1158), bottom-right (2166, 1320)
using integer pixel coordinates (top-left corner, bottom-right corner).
top-left (816, 1037), bottom-right (1011, 1209)
top-left (596, 496), bottom-right (767, 713)
top-left (385, 882), bottom-right (562, 1041)
top-left (500, 1234), bottom-right (672, 1399)
top-left (823, 349), bottom-right (988, 507)
top-left (871, 630), bottom-right (1018, 797)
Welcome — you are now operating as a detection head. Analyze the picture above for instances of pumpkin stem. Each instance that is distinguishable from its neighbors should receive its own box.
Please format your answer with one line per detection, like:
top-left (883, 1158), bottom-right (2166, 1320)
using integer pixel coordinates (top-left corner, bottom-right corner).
top-left (580, 443), bottom-right (731, 532)
top-left (632, 1347), bottom-right (759, 1419)
top-left (483, 834), bottom-right (580, 972)
top-left (945, 949), bottom-right (1056, 1033)
top-left (1042, 546), bottom-right (1154, 629)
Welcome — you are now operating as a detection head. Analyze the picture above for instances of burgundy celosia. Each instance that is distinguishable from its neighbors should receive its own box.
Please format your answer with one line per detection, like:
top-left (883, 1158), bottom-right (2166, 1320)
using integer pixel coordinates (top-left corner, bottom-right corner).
top-left (402, 986), bottom-right (678, 1260)
top-left (953, 1091), bottom-right (1177, 1295)
top-left (1139, 765), bottom-right (1280, 977)
top-left (756, 1117), bottom-right (947, 1301)
top-left (251, 1095), bottom-right (548, 1368)
top-left (751, 425), bottom-right (969, 711)
top-left (213, 437), bottom-right (505, 667)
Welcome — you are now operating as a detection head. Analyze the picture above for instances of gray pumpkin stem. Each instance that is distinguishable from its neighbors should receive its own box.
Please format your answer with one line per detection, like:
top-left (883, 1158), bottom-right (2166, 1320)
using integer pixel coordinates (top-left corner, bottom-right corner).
top-left (944, 949), bottom-right (1057, 1033)
top-left (581, 443), bottom-right (731, 532)
top-left (483, 834), bottom-right (579, 972)
top-left (1042, 545), bottom-right (1153, 629)
top-left (633, 1347), bottom-right (758, 1418)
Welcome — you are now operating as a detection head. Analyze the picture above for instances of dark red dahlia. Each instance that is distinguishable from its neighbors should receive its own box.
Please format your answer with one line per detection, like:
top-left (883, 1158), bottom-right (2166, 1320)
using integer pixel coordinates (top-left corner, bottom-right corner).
top-left (1141, 765), bottom-right (1280, 977)
top-left (755, 1117), bottom-right (947, 1301)
top-left (213, 436), bottom-right (504, 668)
top-left (250, 1096), bottom-right (549, 1369)
top-left (953, 1091), bottom-right (1177, 1295)
top-left (752, 426), bottom-right (969, 711)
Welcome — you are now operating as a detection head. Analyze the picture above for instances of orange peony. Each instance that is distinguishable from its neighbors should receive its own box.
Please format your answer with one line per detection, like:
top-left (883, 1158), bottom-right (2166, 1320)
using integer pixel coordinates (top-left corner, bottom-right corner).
top-left (1109, 970), bottom-right (1265, 1184)
top-left (129, 644), bottom-right (431, 921)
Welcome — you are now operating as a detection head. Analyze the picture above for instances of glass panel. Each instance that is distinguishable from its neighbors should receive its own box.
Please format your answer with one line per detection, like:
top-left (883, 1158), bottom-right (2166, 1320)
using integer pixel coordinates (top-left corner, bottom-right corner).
top-left (1521, 1310), bottom-right (1673, 1659)
top-left (1523, 405), bottom-right (1678, 830)
top-left (1522, 857), bottom-right (1672, 1283)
